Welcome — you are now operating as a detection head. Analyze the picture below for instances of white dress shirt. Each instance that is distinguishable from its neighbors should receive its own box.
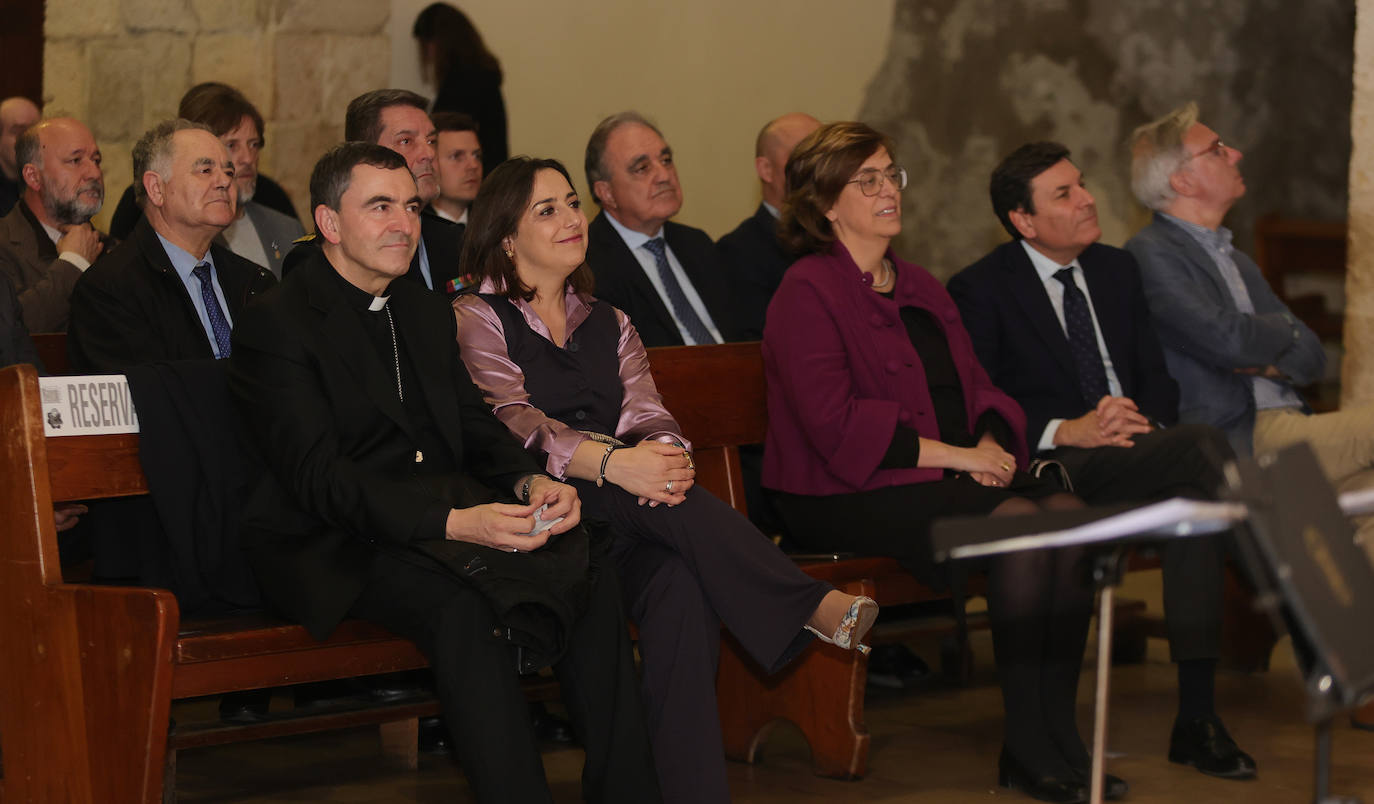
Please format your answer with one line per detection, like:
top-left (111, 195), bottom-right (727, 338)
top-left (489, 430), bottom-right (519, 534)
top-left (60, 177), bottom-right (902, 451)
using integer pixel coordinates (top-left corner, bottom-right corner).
top-left (604, 212), bottom-right (722, 345)
top-left (1019, 240), bottom-right (1124, 451)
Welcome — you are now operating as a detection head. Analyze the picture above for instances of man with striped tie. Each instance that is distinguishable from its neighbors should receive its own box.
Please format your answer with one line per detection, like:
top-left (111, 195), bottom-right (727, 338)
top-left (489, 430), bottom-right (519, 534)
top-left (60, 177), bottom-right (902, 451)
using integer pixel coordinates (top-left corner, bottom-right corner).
top-left (584, 111), bottom-right (739, 348)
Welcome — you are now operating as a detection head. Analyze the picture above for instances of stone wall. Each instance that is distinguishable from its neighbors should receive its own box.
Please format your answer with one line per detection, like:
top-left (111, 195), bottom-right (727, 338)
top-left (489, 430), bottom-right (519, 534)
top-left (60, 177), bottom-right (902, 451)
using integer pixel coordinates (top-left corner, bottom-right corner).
top-left (859, 0), bottom-right (1355, 280)
top-left (43, 0), bottom-right (391, 233)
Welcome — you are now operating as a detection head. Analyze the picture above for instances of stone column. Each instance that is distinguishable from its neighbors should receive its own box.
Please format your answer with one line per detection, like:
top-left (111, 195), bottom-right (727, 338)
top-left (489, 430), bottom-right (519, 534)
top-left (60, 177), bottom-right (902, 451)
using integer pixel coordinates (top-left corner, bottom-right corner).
top-left (1348, 0), bottom-right (1374, 405)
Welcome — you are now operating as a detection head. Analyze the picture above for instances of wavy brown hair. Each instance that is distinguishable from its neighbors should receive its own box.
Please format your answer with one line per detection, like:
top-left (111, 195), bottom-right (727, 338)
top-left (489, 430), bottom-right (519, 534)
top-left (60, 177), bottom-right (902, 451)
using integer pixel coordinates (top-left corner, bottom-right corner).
top-left (779, 121), bottom-right (895, 255)
top-left (460, 156), bottom-right (594, 301)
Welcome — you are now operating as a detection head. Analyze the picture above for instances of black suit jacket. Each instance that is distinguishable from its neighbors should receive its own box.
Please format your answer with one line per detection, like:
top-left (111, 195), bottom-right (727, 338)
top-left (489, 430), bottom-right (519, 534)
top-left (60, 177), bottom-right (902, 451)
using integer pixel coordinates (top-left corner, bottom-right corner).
top-left (280, 210), bottom-right (465, 294)
top-left (586, 211), bottom-right (739, 348)
top-left (946, 240), bottom-right (1179, 449)
top-left (0, 271), bottom-right (42, 370)
top-left (66, 216), bottom-right (276, 373)
top-left (227, 248), bottom-right (541, 638)
top-left (716, 203), bottom-right (795, 341)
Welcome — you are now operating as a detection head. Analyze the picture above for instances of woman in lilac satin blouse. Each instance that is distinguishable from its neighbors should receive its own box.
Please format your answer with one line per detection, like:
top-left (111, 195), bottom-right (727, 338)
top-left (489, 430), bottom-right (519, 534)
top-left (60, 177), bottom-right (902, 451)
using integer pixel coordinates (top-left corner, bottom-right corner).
top-left (763, 123), bottom-right (1103, 803)
top-left (451, 156), bottom-right (876, 804)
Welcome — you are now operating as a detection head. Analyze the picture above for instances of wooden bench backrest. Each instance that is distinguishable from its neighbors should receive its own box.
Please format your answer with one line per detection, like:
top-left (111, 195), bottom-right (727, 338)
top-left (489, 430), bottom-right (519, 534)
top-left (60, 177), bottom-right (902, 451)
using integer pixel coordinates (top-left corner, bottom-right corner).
top-left (645, 342), bottom-right (768, 515)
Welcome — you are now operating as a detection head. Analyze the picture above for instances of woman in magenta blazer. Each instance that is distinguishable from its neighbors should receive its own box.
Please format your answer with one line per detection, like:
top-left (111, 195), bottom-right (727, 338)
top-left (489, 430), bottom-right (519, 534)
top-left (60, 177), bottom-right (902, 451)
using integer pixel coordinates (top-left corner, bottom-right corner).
top-left (763, 122), bottom-right (1104, 803)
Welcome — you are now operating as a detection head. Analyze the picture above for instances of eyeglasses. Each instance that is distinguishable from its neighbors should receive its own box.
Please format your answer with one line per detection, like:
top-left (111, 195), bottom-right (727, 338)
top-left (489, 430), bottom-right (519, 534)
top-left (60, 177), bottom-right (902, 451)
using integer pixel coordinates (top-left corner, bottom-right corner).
top-left (1184, 139), bottom-right (1229, 162)
top-left (847, 165), bottom-right (908, 196)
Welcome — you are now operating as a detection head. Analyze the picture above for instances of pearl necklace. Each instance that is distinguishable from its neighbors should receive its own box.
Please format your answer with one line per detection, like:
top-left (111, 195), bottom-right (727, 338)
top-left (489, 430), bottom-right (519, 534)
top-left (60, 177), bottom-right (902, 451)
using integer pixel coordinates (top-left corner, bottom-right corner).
top-left (871, 258), bottom-right (894, 291)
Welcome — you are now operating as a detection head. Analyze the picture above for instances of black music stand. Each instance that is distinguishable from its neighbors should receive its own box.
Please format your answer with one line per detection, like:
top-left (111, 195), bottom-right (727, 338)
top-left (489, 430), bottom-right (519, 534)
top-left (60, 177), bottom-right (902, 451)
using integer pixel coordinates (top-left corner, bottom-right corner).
top-left (1228, 443), bottom-right (1374, 804)
top-left (931, 498), bottom-right (1246, 804)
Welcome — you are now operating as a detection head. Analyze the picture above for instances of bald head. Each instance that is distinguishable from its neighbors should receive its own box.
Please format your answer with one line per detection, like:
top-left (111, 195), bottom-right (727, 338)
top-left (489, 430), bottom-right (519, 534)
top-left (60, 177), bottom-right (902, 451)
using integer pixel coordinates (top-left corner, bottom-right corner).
top-left (754, 113), bottom-right (820, 209)
top-left (19, 118), bottom-right (104, 227)
top-left (0, 97), bottom-right (40, 180)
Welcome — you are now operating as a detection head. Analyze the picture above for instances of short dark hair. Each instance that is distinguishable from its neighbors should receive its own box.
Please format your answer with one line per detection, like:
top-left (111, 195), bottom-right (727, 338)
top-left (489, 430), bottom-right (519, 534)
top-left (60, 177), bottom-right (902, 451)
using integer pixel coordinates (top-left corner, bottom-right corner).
top-left (344, 89), bottom-right (431, 144)
top-left (584, 111), bottom-right (662, 204)
top-left (309, 142), bottom-right (410, 212)
top-left (431, 111), bottom-right (478, 135)
top-left (178, 82), bottom-right (265, 143)
top-left (779, 121), bottom-right (894, 256)
top-left (461, 156), bottom-right (594, 302)
top-left (989, 141), bottom-right (1072, 239)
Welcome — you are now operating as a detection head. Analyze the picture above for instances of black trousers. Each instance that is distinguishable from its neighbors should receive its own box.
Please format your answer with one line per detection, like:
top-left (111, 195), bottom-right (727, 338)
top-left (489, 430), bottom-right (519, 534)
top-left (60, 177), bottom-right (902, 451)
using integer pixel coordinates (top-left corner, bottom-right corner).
top-left (349, 544), bottom-right (661, 804)
top-left (1045, 423), bottom-right (1232, 662)
top-left (574, 480), bottom-right (831, 804)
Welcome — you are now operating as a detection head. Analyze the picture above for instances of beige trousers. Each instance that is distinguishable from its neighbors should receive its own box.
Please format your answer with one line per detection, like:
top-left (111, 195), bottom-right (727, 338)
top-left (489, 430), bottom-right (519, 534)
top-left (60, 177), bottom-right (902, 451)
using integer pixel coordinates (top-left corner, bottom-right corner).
top-left (1254, 405), bottom-right (1374, 562)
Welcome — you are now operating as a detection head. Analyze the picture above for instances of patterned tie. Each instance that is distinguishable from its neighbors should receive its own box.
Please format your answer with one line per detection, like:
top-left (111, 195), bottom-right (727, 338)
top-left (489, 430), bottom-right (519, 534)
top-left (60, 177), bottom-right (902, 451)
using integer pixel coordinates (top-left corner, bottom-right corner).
top-left (643, 237), bottom-right (715, 344)
top-left (192, 262), bottom-right (233, 359)
top-left (1053, 267), bottom-right (1108, 406)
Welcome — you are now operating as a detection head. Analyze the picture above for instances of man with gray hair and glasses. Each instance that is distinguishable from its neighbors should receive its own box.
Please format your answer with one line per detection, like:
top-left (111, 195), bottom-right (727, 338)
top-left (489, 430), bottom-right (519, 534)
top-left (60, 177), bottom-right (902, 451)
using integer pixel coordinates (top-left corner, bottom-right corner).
top-left (584, 111), bottom-right (738, 347)
top-left (67, 119), bottom-right (274, 373)
top-left (1125, 103), bottom-right (1374, 542)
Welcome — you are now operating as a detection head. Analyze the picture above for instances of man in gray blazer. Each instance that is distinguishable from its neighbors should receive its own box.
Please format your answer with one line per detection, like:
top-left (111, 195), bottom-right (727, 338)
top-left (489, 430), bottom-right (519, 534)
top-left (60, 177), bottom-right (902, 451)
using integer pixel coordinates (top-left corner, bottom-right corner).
top-left (0, 117), bottom-right (114, 332)
top-left (1125, 102), bottom-right (1374, 541)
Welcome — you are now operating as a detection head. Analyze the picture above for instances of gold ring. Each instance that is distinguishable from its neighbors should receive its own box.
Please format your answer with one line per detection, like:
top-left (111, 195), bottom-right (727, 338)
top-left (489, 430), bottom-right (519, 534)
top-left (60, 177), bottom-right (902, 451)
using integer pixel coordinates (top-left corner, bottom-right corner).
top-left (683, 450), bottom-right (695, 470)
top-left (1000, 463), bottom-right (1012, 472)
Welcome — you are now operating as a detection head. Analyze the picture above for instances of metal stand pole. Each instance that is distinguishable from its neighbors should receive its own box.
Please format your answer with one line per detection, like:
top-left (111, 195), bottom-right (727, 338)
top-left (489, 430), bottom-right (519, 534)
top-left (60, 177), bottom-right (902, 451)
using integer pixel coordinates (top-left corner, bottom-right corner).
top-left (1089, 582), bottom-right (1113, 804)
top-left (1088, 549), bottom-right (1126, 804)
top-left (1315, 718), bottom-right (1332, 804)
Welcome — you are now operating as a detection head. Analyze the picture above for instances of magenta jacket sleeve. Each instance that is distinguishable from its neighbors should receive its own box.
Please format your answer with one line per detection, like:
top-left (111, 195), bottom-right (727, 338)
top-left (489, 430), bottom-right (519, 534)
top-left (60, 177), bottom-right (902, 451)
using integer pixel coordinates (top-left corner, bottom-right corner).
top-left (761, 246), bottom-right (1027, 496)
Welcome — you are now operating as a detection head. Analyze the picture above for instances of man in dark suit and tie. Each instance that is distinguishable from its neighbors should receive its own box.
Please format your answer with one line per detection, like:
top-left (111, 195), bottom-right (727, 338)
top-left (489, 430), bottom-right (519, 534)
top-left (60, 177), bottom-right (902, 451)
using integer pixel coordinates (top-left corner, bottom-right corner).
top-left (228, 142), bottom-right (658, 803)
top-left (947, 141), bottom-right (1255, 785)
top-left (67, 119), bottom-right (274, 373)
top-left (716, 112), bottom-right (819, 340)
top-left (584, 111), bottom-right (738, 347)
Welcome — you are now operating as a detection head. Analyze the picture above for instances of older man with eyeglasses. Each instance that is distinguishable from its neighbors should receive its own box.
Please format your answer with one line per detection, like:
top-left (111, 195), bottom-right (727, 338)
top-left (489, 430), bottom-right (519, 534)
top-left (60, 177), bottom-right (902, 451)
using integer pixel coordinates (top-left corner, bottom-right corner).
top-left (1125, 103), bottom-right (1374, 549)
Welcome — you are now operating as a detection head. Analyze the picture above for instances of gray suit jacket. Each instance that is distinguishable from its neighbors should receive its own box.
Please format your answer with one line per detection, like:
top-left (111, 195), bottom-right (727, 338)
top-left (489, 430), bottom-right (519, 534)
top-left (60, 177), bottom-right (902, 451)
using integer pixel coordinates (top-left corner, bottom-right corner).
top-left (0, 202), bottom-right (114, 333)
top-left (1124, 213), bottom-right (1325, 455)
top-left (224, 201), bottom-right (305, 279)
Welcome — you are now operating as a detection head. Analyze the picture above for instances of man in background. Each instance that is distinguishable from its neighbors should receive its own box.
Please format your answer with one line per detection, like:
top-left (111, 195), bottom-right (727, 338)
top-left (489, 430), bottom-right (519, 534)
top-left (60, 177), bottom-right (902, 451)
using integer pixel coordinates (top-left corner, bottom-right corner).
top-left (716, 112), bottom-right (819, 339)
top-left (0, 97), bottom-right (40, 216)
top-left (0, 117), bottom-right (113, 332)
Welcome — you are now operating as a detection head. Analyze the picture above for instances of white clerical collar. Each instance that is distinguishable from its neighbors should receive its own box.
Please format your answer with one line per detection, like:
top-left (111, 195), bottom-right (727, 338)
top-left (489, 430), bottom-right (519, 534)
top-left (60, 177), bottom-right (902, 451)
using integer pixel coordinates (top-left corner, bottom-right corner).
top-left (368, 295), bottom-right (390, 312)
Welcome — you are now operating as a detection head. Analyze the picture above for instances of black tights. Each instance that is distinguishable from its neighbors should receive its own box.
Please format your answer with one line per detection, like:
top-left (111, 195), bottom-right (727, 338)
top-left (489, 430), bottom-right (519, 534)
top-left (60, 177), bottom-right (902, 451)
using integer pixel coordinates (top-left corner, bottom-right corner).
top-left (985, 493), bottom-right (1094, 776)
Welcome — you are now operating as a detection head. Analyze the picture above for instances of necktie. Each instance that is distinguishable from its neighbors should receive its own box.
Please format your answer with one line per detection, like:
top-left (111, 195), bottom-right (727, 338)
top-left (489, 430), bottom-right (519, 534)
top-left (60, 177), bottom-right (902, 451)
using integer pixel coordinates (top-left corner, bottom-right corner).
top-left (1053, 267), bottom-right (1108, 406)
top-left (192, 262), bottom-right (233, 359)
top-left (643, 237), bottom-right (715, 344)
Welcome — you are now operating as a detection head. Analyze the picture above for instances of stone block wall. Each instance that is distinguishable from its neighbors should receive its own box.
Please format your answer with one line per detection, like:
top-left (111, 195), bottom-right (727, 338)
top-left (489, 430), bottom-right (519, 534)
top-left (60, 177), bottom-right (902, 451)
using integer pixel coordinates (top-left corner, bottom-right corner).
top-left (42, 0), bottom-right (391, 233)
top-left (859, 0), bottom-right (1355, 281)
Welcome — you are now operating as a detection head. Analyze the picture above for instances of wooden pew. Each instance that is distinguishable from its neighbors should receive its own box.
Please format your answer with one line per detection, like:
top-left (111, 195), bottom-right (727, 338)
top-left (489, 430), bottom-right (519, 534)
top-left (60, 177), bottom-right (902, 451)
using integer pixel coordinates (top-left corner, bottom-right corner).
top-left (0, 363), bottom-right (562, 801)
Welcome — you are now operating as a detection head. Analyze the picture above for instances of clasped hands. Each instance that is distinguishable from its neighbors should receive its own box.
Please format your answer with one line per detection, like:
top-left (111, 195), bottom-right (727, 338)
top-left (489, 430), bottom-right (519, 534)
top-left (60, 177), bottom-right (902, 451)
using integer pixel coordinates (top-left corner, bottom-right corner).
top-left (444, 475), bottom-right (581, 552)
top-left (1054, 395), bottom-right (1153, 449)
top-left (604, 441), bottom-right (696, 508)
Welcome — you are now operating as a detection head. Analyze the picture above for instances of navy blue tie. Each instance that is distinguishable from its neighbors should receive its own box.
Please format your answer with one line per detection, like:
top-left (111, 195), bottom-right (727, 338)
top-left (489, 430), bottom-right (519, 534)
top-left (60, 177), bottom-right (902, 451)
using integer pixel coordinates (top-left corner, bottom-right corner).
top-left (192, 262), bottom-right (233, 359)
top-left (643, 237), bottom-right (715, 345)
top-left (1053, 267), bottom-right (1108, 406)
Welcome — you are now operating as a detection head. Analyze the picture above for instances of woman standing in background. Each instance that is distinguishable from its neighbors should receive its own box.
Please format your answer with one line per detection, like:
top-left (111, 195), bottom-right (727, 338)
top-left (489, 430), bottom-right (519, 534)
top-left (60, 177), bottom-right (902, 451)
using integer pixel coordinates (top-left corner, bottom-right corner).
top-left (413, 2), bottom-right (509, 174)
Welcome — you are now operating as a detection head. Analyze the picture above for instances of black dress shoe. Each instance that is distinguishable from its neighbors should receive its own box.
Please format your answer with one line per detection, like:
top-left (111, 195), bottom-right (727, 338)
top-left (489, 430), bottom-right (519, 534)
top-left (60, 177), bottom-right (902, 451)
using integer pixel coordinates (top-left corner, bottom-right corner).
top-left (418, 715), bottom-right (451, 755)
top-left (218, 689), bottom-right (271, 723)
top-left (866, 644), bottom-right (930, 689)
top-left (998, 747), bottom-right (1088, 803)
top-left (1168, 715), bottom-right (1257, 779)
top-left (529, 702), bottom-right (576, 744)
top-left (1070, 766), bottom-right (1129, 801)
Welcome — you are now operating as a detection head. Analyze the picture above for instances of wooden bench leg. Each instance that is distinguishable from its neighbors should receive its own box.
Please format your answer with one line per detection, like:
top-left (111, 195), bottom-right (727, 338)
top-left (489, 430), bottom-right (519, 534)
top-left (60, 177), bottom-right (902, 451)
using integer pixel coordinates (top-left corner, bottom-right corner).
top-left (715, 579), bottom-right (873, 780)
top-left (379, 717), bottom-right (419, 769)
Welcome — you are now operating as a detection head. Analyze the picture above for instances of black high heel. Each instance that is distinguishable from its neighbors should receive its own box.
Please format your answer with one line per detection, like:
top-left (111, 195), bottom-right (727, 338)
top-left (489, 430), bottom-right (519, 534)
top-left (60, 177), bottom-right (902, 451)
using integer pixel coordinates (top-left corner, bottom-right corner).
top-left (998, 746), bottom-right (1089, 803)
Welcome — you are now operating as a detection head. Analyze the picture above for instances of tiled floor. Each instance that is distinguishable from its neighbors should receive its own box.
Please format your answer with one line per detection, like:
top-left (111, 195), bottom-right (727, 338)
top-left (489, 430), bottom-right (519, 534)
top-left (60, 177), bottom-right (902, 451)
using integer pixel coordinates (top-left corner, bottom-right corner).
top-left (175, 571), bottom-right (1374, 802)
